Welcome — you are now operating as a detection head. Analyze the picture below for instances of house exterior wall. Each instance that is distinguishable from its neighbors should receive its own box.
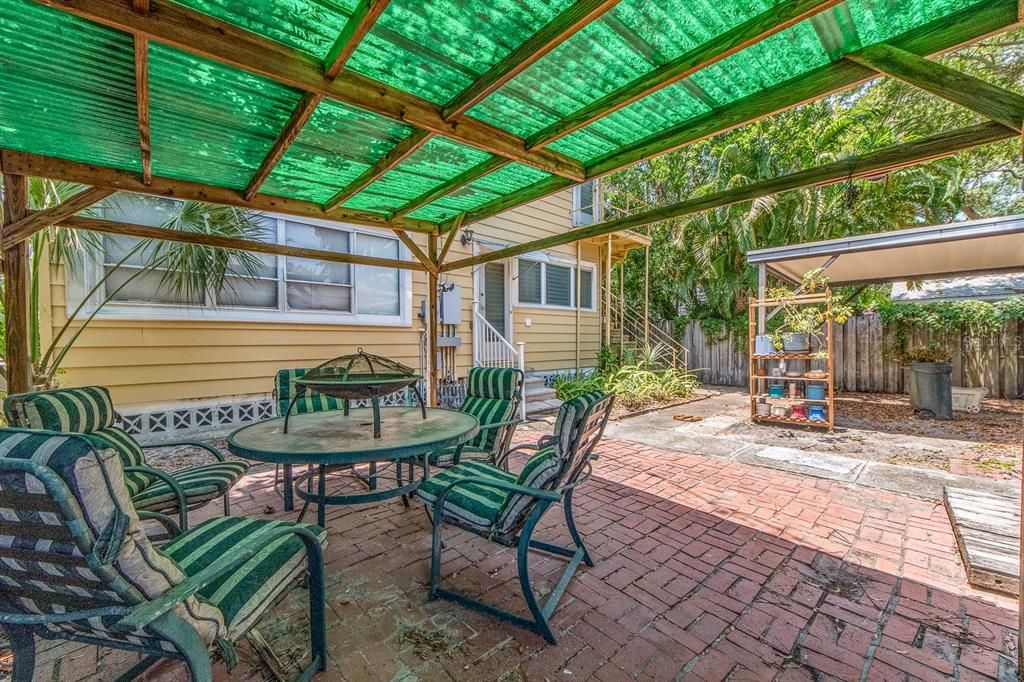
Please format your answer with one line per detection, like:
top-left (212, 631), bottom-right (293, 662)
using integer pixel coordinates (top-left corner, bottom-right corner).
top-left (45, 189), bottom-right (605, 408)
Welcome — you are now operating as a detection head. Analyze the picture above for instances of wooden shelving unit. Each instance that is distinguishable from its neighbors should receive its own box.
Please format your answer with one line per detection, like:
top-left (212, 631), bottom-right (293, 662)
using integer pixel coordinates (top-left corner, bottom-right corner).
top-left (748, 291), bottom-right (834, 431)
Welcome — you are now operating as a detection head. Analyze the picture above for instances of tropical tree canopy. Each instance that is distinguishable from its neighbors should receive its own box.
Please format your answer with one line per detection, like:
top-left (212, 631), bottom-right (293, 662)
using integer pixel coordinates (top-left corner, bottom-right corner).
top-left (607, 29), bottom-right (1024, 333)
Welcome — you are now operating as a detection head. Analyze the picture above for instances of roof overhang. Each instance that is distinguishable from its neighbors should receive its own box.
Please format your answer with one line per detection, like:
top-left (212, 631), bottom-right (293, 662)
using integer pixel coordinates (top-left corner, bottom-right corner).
top-left (746, 214), bottom-right (1024, 286)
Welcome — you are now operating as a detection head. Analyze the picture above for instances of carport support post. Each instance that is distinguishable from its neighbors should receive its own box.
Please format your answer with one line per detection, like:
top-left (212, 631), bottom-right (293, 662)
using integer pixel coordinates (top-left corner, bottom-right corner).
top-left (427, 234), bottom-right (439, 408)
top-left (757, 263), bottom-right (767, 335)
top-left (2, 173), bottom-right (32, 394)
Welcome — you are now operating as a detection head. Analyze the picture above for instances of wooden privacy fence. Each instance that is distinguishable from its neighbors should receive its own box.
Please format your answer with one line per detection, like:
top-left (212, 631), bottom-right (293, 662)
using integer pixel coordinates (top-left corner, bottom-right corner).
top-left (676, 313), bottom-right (1024, 398)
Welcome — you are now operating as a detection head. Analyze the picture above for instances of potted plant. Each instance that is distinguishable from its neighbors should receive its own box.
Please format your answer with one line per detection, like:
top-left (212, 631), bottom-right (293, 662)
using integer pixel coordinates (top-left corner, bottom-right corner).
top-left (766, 269), bottom-right (852, 356)
top-left (899, 342), bottom-right (953, 420)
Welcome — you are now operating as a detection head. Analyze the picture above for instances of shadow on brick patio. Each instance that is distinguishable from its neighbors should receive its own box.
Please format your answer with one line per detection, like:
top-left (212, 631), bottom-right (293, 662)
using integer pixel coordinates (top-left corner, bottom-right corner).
top-left (29, 438), bottom-right (1019, 682)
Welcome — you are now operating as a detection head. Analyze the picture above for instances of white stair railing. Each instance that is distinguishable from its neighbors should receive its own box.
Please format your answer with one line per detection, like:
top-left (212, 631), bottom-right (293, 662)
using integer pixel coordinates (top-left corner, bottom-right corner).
top-left (472, 301), bottom-right (527, 421)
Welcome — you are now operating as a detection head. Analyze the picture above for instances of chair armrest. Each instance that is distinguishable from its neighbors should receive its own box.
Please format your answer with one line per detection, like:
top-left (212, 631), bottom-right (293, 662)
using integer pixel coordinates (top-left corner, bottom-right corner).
top-left (125, 465), bottom-right (188, 529)
top-left (475, 418), bottom-right (522, 433)
top-left (435, 476), bottom-right (561, 508)
top-left (0, 605), bottom-right (133, 627)
top-left (137, 510), bottom-right (182, 539)
top-left (141, 441), bottom-right (225, 462)
top-left (537, 434), bottom-right (557, 448)
top-left (116, 524), bottom-right (323, 632)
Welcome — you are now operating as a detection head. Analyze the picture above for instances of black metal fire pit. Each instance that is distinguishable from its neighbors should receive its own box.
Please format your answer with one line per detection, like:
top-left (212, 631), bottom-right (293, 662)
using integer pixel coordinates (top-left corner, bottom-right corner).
top-left (283, 348), bottom-right (425, 437)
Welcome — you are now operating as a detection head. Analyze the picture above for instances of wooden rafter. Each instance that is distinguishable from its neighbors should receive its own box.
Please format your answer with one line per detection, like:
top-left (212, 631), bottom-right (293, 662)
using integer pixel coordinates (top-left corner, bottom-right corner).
top-left (441, 0), bottom-right (619, 121)
top-left (525, 0), bottom-right (845, 150)
top-left (442, 121), bottom-right (1016, 272)
top-left (0, 150), bottom-right (439, 234)
top-left (323, 129), bottom-right (432, 212)
top-left (389, 157), bottom-right (509, 220)
top-left (583, 0), bottom-right (1017, 178)
top-left (55, 215), bottom-right (426, 271)
top-left (132, 0), bottom-right (149, 13)
top-left (323, 0), bottom-right (391, 80)
top-left (33, 0), bottom-right (585, 181)
top-left (243, 92), bottom-right (323, 201)
top-left (2, 186), bottom-right (117, 248)
top-left (134, 35), bottom-right (151, 185)
top-left (846, 43), bottom-right (1024, 132)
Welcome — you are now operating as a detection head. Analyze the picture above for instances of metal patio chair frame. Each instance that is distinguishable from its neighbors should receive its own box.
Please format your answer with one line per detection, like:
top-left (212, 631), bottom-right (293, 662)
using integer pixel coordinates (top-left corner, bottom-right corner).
top-left (427, 392), bottom-right (614, 643)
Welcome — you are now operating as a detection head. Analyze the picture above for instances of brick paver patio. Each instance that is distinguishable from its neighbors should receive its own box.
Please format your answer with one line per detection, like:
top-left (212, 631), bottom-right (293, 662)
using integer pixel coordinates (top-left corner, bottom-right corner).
top-left (22, 437), bottom-right (1019, 681)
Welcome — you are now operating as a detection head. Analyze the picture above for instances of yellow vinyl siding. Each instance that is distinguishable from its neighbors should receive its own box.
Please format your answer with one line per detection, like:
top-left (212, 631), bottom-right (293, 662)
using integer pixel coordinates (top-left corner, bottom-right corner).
top-left (45, 189), bottom-right (603, 407)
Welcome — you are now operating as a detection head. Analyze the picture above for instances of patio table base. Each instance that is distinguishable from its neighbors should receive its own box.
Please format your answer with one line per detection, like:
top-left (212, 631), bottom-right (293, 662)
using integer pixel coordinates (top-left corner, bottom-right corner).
top-left (294, 457), bottom-right (427, 527)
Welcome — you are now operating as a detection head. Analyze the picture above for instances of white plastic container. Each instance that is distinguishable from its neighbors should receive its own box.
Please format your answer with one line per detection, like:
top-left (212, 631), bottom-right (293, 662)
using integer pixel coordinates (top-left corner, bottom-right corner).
top-left (951, 387), bottom-right (987, 414)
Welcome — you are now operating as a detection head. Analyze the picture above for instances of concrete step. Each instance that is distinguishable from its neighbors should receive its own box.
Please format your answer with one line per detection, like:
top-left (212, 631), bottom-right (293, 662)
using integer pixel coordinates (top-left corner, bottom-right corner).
top-left (526, 398), bottom-right (561, 415)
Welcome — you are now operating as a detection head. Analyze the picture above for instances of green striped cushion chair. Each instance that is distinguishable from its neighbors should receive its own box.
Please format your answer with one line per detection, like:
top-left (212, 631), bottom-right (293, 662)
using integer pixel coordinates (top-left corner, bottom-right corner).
top-left (430, 367), bottom-right (523, 468)
top-left (416, 446), bottom-right (562, 541)
top-left (3, 387), bottom-right (248, 525)
top-left (0, 428), bottom-right (327, 680)
top-left (275, 368), bottom-right (342, 417)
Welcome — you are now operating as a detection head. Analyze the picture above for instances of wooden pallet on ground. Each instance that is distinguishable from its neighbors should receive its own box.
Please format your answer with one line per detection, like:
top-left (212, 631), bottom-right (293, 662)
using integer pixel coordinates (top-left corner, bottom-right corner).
top-left (943, 486), bottom-right (1019, 596)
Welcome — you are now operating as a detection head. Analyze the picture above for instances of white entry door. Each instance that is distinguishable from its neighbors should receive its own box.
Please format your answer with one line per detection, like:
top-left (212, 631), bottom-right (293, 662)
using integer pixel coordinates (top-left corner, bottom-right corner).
top-left (475, 260), bottom-right (513, 366)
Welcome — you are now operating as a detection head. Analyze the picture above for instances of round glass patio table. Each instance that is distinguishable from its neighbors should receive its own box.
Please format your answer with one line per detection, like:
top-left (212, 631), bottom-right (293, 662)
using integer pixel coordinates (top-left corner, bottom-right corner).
top-left (228, 407), bottom-right (479, 527)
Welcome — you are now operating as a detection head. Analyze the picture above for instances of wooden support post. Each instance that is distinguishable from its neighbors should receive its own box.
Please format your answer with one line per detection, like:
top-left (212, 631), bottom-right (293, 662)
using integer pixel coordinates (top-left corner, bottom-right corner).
top-left (436, 213), bottom-right (464, 268)
top-left (618, 257), bottom-right (624, 353)
top-left (604, 236), bottom-right (611, 347)
top-left (2, 173), bottom-right (32, 393)
top-left (644, 246), bottom-right (650, 346)
top-left (427, 234), bottom-right (439, 407)
top-left (758, 263), bottom-right (767, 334)
top-left (575, 241), bottom-right (581, 373)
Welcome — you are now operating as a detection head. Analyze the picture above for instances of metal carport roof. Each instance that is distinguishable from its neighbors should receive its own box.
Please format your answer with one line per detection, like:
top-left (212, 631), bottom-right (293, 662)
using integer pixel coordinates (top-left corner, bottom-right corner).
top-left (746, 214), bottom-right (1024, 286)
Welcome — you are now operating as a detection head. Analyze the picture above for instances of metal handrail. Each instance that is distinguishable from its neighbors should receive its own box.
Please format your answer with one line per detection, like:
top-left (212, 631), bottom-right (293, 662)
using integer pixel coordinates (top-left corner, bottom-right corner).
top-left (602, 285), bottom-right (689, 368)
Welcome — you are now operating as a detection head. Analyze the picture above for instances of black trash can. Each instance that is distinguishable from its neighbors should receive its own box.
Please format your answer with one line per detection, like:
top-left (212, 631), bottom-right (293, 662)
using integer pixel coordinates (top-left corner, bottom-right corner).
top-left (908, 362), bottom-right (953, 420)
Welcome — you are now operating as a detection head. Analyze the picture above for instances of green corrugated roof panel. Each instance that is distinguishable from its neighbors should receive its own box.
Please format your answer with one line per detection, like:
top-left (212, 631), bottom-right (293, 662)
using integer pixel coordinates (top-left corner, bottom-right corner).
top-left (347, 1), bottom-right (575, 105)
top-left (168, 0), bottom-right (358, 60)
top-left (844, 0), bottom-right (981, 46)
top-left (341, 137), bottom-right (492, 214)
top-left (149, 44), bottom-right (303, 190)
top-left (0, 0), bottom-right (141, 172)
top-left (407, 163), bottom-right (552, 222)
top-left (467, 0), bottom-right (778, 139)
top-left (262, 100), bottom-right (414, 204)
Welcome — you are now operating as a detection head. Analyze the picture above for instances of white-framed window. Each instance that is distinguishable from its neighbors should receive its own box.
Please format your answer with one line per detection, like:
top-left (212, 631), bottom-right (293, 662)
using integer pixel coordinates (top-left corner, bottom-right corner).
top-left (514, 256), bottom-right (596, 311)
top-left (70, 194), bottom-right (412, 326)
top-left (572, 179), bottom-right (601, 227)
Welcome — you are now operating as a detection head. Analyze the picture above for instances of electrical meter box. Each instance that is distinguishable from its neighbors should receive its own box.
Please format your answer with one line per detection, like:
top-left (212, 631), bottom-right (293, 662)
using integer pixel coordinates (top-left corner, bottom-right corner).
top-left (420, 284), bottom-right (462, 325)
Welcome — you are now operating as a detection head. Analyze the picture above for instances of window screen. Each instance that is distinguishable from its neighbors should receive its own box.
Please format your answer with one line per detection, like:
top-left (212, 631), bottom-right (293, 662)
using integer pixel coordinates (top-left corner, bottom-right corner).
top-left (545, 264), bottom-right (571, 307)
top-left (517, 258), bottom-right (542, 305)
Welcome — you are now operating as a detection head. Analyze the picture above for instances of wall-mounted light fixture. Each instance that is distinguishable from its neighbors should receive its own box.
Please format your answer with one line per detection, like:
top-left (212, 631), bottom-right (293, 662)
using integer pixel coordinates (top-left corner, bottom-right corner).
top-left (459, 228), bottom-right (474, 247)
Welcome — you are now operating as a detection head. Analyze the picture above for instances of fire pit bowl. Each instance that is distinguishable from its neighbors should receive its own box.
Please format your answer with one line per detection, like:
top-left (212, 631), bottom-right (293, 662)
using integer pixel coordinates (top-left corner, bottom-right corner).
top-left (284, 348), bottom-right (425, 437)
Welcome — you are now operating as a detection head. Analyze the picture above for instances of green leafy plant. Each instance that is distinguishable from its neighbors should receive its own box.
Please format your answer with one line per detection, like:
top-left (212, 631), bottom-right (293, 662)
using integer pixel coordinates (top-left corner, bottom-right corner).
top-left (896, 342), bottom-right (952, 364)
top-left (766, 269), bottom-right (853, 355)
top-left (553, 353), bottom-right (701, 411)
top-left (1, 182), bottom-right (267, 389)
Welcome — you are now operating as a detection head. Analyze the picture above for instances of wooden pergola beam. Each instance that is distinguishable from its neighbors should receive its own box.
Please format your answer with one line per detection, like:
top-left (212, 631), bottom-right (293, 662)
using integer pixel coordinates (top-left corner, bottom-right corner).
top-left (2, 186), bottom-right (117, 248)
top-left (33, 0), bottom-right (585, 181)
top-left (243, 92), bottom-right (323, 201)
top-left (460, 0), bottom-right (1016, 228)
top-left (323, 0), bottom-right (391, 81)
top-left (132, 0), bottom-right (149, 13)
top-left (845, 43), bottom-right (1024, 132)
top-left (1, 173), bottom-right (32, 393)
top-left (134, 35), bottom-right (151, 184)
top-left (441, 0), bottom-right (619, 121)
top-left (442, 121), bottom-right (1016, 272)
top-left (55, 215), bottom-right (426, 271)
top-left (392, 229), bottom-right (436, 274)
top-left (323, 129), bottom-right (432, 212)
top-left (583, 0), bottom-right (1017, 178)
top-left (525, 0), bottom-right (844, 150)
top-left (0, 149), bottom-right (439, 234)
top-left (389, 157), bottom-right (509, 220)
top-left (436, 212), bottom-right (464, 266)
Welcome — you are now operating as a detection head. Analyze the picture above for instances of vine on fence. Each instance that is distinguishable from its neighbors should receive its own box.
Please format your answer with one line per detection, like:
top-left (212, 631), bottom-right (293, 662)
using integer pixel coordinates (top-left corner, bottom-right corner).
top-left (876, 297), bottom-right (1024, 345)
